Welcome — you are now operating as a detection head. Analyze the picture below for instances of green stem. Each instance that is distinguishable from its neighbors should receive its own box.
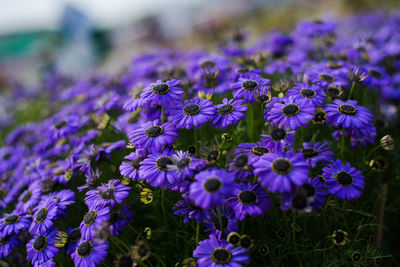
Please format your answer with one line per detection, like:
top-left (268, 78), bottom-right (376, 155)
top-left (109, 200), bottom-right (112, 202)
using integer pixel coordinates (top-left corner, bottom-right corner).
top-left (194, 128), bottom-right (198, 151)
top-left (340, 129), bottom-right (346, 160)
top-left (152, 252), bottom-right (167, 267)
top-left (365, 144), bottom-right (381, 159)
top-left (292, 214), bottom-right (303, 267)
top-left (195, 224), bottom-right (200, 245)
top-left (216, 206), bottom-right (224, 237)
top-left (249, 104), bottom-right (255, 141)
top-left (348, 81), bottom-right (356, 100)
top-left (161, 105), bottom-right (165, 123)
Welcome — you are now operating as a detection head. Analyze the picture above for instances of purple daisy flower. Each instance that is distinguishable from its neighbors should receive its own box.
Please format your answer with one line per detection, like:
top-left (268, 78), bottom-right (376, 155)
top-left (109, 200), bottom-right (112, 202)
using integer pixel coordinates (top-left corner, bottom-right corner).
top-left (286, 83), bottom-right (326, 107)
top-left (226, 183), bottom-right (272, 221)
top-left (173, 194), bottom-right (207, 224)
top-left (298, 142), bottom-right (335, 168)
top-left (119, 149), bottom-right (148, 181)
top-left (204, 206), bottom-right (238, 239)
top-left (107, 205), bottom-right (133, 236)
top-left (189, 168), bottom-right (235, 209)
top-left (79, 204), bottom-right (110, 240)
top-left (85, 179), bottom-right (130, 207)
top-left (29, 198), bottom-right (59, 235)
top-left (235, 142), bottom-right (271, 166)
top-left (261, 124), bottom-right (295, 152)
top-left (168, 150), bottom-right (206, 181)
top-left (66, 228), bottom-right (82, 255)
top-left (169, 97), bottom-right (216, 130)
top-left (230, 76), bottom-right (270, 103)
top-left (26, 228), bottom-right (59, 266)
top-left (129, 120), bottom-right (178, 152)
top-left (280, 191), bottom-right (314, 214)
top-left (253, 151), bottom-right (309, 193)
top-left (265, 96), bottom-right (316, 130)
top-left (123, 84), bottom-right (144, 112)
top-left (0, 213), bottom-right (31, 237)
top-left (0, 235), bottom-right (19, 258)
top-left (193, 234), bottom-right (249, 266)
top-left (140, 79), bottom-right (183, 108)
top-left (71, 240), bottom-right (108, 267)
top-left (211, 98), bottom-right (248, 129)
top-left (228, 153), bottom-right (253, 181)
top-left (324, 99), bottom-right (373, 129)
top-left (322, 160), bottom-right (365, 200)
top-left (47, 114), bottom-right (82, 142)
top-left (16, 181), bottom-right (42, 213)
top-left (46, 189), bottom-right (75, 215)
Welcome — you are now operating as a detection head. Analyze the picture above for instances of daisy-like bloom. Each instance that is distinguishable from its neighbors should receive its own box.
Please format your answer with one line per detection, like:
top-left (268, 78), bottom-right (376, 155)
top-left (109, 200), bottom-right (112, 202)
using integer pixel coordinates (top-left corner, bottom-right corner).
top-left (47, 114), bottom-right (82, 142)
top-left (312, 108), bottom-right (327, 124)
top-left (261, 124), bottom-right (295, 152)
top-left (16, 180), bottom-right (42, 213)
top-left (253, 86), bottom-right (272, 105)
top-left (234, 142), bottom-right (271, 165)
top-left (85, 179), bottom-right (130, 207)
top-left (173, 194), bottom-right (207, 224)
top-left (230, 76), bottom-right (270, 103)
top-left (122, 84), bottom-right (144, 112)
top-left (322, 160), bottom-right (365, 200)
top-left (0, 235), bottom-right (19, 258)
top-left (280, 191), bottom-right (314, 214)
top-left (139, 150), bottom-right (178, 189)
top-left (168, 150), bottom-right (206, 181)
top-left (189, 168), bottom-right (235, 209)
top-left (286, 83), bottom-right (326, 107)
top-left (46, 189), bottom-right (75, 215)
top-left (131, 240), bottom-right (151, 262)
top-left (265, 96), bottom-right (316, 130)
top-left (193, 234), bottom-right (249, 266)
top-left (324, 99), bottom-right (373, 129)
top-left (200, 145), bottom-right (221, 165)
top-left (66, 228), bottom-right (82, 255)
top-left (119, 149), bottom-right (148, 181)
top-left (226, 183), bottom-right (272, 221)
top-left (129, 120), bottom-right (178, 152)
top-left (331, 229), bottom-right (349, 247)
top-left (211, 98), bottom-right (248, 129)
top-left (79, 204), bottom-right (110, 240)
top-left (0, 213), bottom-right (31, 237)
top-left (253, 151), bottom-right (309, 193)
top-left (26, 228), bottom-right (60, 266)
top-left (29, 198), bottom-right (59, 235)
top-left (204, 206), bottom-right (238, 239)
top-left (169, 97), bottom-right (216, 130)
top-left (298, 142), bottom-right (335, 168)
top-left (140, 79), bottom-right (183, 108)
top-left (71, 240), bottom-right (109, 267)
top-left (107, 205), bottom-right (133, 236)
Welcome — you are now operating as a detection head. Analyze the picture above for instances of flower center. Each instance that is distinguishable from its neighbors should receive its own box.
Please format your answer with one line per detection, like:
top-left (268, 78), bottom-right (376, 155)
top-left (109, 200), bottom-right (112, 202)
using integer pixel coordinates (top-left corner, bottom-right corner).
top-left (272, 158), bottom-right (293, 174)
top-left (35, 208), bottom-right (48, 223)
top-left (33, 235), bottom-right (47, 251)
top-left (271, 129), bottom-right (287, 141)
top-left (77, 241), bottom-right (93, 257)
top-left (218, 104), bottom-right (235, 115)
top-left (138, 244), bottom-right (149, 257)
top-left (313, 111), bottom-right (326, 123)
top-left (4, 215), bottom-right (20, 224)
top-left (0, 236), bottom-right (10, 245)
top-left (338, 104), bottom-right (357, 115)
top-left (302, 148), bottom-right (318, 158)
top-left (336, 171), bottom-right (353, 186)
top-left (300, 89), bottom-right (316, 98)
top-left (234, 155), bottom-right (248, 168)
top-left (183, 104), bottom-right (201, 115)
top-left (204, 178), bottom-right (222, 193)
top-left (251, 146), bottom-right (269, 156)
top-left (301, 183), bottom-right (316, 197)
top-left (334, 232), bottom-right (344, 243)
top-left (211, 248), bottom-right (232, 264)
top-left (68, 228), bottom-right (81, 242)
top-left (241, 80), bottom-right (258, 91)
top-left (22, 190), bottom-right (32, 203)
top-left (152, 83), bottom-right (170, 95)
top-left (132, 157), bottom-right (145, 170)
top-left (240, 236), bottom-right (252, 249)
top-left (99, 187), bottom-right (115, 200)
top-left (83, 210), bottom-right (97, 226)
top-left (108, 212), bottom-right (120, 225)
top-left (176, 157), bottom-right (191, 169)
top-left (368, 69), bottom-right (382, 78)
top-left (238, 190), bottom-right (258, 205)
top-left (207, 151), bottom-right (219, 162)
top-left (145, 126), bottom-right (164, 137)
top-left (237, 67), bottom-right (249, 73)
top-left (282, 104), bottom-right (300, 117)
top-left (227, 233), bottom-right (240, 245)
top-left (292, 195), bottom-right (307, 210)
top-left (256, 95), bottom-right (269, 103)
top-left (319, 74), bottom-right (334, 82)
top-left (54, 121), bottom-right (67, 129)
top-left (119, 255), bottom-right (133, 267)
top-left (156, 157), bottom-right (173, 171)
top-left (213, 216), bottom-right (229, 231)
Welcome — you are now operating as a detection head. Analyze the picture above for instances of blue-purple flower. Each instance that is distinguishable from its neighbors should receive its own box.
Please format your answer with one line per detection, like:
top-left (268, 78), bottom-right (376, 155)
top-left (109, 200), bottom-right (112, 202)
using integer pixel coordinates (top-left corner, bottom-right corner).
top-left (29, 198), bottom-right (59, 235)
top-left (140, 79), bottom-right (183, 108)
top-left (299, 142), bottom-right (335, 168)
top-left (0, 235), bottom-right (19, 258)
top-left (230, 76), bottom-right (270, 103)
top-left (26, 228), bottom-right (59, 266)
top-left (204, 206), bottom-right (238, 239)
top-left (261, 124), bottom-right (295, 152)
top-left (119, 148), bottom-right (148, 181)
top-left (324, 99), bottom-right (373, 129)
top-left (71, 240), bottom-right (109, 267)
top-left (211, 98), bottom-right (248, 129)
top-left (173, 194), bottom-right (207, 224)
top-left (0, 213), bottom-right (31, 237)
top-left (286, 83), bottom-right (326, 107)
top-left (79, 204), bottom-right (110, 240)
top-left (168, 150), bottom-right (206, 181)
top-left (85, 179), bottom-right (130, 207)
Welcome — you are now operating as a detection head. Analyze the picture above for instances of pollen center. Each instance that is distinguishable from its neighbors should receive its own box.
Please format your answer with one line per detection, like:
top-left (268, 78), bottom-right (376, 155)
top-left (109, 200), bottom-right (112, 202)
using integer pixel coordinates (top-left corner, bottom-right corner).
top-left (77, 241), bottom-right (93, 257)
top-left (204, 178), bottom-right (222, 193)
top-left (68, 228), bottom-right (81, 242)
top-left (176, 157), bottom-right (191, 168)
top-left (156, 157), bottom-right (173, 170)
top-left (183, 104), bottom-right (201, 115)
top-left (152, 83), bottom-right (170, 95)
top-left (302, 148), bottom-right (318, 158)
top-left (300, 89), bottom-right (316, 98)
top-left (251, 146), bottom-right (269, 156)
top-left (132, 157), bottom-right (145, 170)
top-left (218, 104), bottom-right (235, 115)
top-left (242, 80), bottom-right (258, 91)
top-left (35, 208), bottom-right (48, 223)
top-left (4, 215), bottom-right (20, 224)
top-left (22, 190), bottom-right (32, 203)
top-left (336, 171), bottom-right (353, 186)
top-left (282, 104), bottom-right (300, 117)
top-left (145, 126), bottom-right (164, 137)
top-left (54, 121), bottom-right (67, 129)
top-left (99, 187), bottom-right (115, 200)
top-left (83, 210), bottom-right (97, 226)
top-left (271, 128), bottom-right (287, 141)
top-left (319, 74), bottom-right (334, 82)
top-left (256, 95), bottom-right (269, 103)
top-left (234, 155), bottom-right (248, 168)
top-left (338, 104), bottom-right (357, 115)
top-left (33, 235), bottom-right (47, 252)
top-left (238, 190), bottom-right (258, 205)
top-left (211, 248), bottom-right (232, 264)
top-left (207, 151), bottom-right (219, 162)
top-left (272, 158), bottom-right (293, 174)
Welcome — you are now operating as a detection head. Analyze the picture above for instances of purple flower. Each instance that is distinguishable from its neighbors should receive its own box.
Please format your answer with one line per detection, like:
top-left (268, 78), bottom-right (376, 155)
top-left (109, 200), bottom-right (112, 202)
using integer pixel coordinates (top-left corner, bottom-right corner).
top-left (108, 205), bottom-right (133, 236)
top-left (193, 234), bottom-right (249, 266)
top-left (261, 124), bottom-right (295, 152)
top-left (173, 194), bottom-right (207, 224)
top-left (71, 240), bottom-right (108, 267)
top-left (123, 84), bottom-right (144, 112)
top-left (280, 191), bottom-right (313, 214)
top-left (47, 114), bottom-right (82, 142)
top-left (129, 120), bottom-right (178, 152)
top-left (16, 181), bottom-right (42, 213)
top-left (286, 83), bottom-right (326, 107)
top-left (298, 142), bottom-right (335, 168)
top-left (204, 206), bottom-right (238, 239)
top-left (168, 150), bottom-right (206, 181)
top-left (230, 76), bottom-right (270, 103)
top-left (79, 204), bottom-right (110, 240)
top-left (235, 142), bottom-right (271, 166)
top-left (119, 149), bottom-right (148, 181)
top-left (253, 151), bottom-right (309, 193)
top-left (228, 153), bottom-right (253, 181)
top-left (26, 228), bottom-right (59, 266)
top-left (226, 183), bottom-right (272, 220)
top-left (85, 179), bottom-right (130, 207)
top-left (0, 213), bottom-right (31, 237)
top-left (46, 189), bottom-right (75, 214)
top-left (66, 228), bottom-right (82, 255)
top-left (0, 235), bottom-right (19, 258)
top-left (189, 168), bottom-right (235, 209)
top-left (169, 97), bottom-right (216, 129)
top-left (324, 99), bottom-right (373, 129)
top-left (140, 79), bottom-right (183, 108)
top-left (322, 160), bottom-right (365, 200)
top-left (211, 98), bottom-right (248, 129)
top-left (29, 198), bottom-right (59, 235)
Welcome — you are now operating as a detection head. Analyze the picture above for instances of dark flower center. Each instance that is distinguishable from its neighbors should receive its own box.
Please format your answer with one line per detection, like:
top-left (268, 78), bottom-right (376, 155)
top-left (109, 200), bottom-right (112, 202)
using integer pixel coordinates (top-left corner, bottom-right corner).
top-left (237, 67), bottom-right (249, 73)
top-left (183, 104), bottom-right (201, 115)
top-left (68, 228), bottom-right (81, 242)
top-left (132, 157), bottom-right (145, 170)
top-left (292, 195), bottom-right (307, 210)
top-left (204, 178), bottom-right (222, 193)
top-left (241, 80), bottom-right (258, 91)
top-left (211, 248), bottom-right (232, 264)
top-left (327, 62), bottom-right (343, 69)
top-left (99, 187), bottom-right (115, 200)
top-left (176, 157), bottom-right (191, 169)
top-left (338, 104), bottom-right (357, 115)
top-left (3, 153), bottom-right (11, 160)
top-left (54, 121), bottom-right (67, 129)
top-left (272, 158), bottom-right (293, 174)
top-left (138, 244), bottom-right (149, 257)
top-left (240, 237), bottom-right (252, 249)
top-left (119, 255), bottom-right (133, 267)
top-left (22, 190), bottom-right (32, 203)
top-left (108, 212), bottom-right (120, 225)
top-left (271, 129), bottom-right (287, 141)
top-left (327, 86), bottom-right (340, 97)
top-left (152, 83), bottom-right (170, 95)
top-left (188, 146), bottom-right (196, 154)
top-left (207, 151), bottom-right (219, 162)
top-left (83, 210), bottom-right (97, 226)
top-left (234, 155), bottom-right (248, 168)
top-left (300, 89), bottom-right (316, 98)
top-left (368, 69), bottom-right (382, 78)
top-left (227, 233), bottom-right (240, 245)
top-left (238, 190), bottom-right (258, 205)
top-left (213, 216), bottom-right (229, 231)
top-left (251, 146), bottom-right (269, 156)
top-left (256, 95), bottom-right (269, 103)
top-left (334, 232), bottom-right (344, 243)
top-left (145, 126), bottom-right (164, 137)
top-left (4, 215), bottom-right (20, 224)
top-left (77, 241), bottom-right (93, 257)
top-left (302, 148), bottom-right (318, 158)
top-left (156, 157), bottom-right (173, 171)
top-left (282, 104), bottom-right (300, 117)
top-left (352, 252), bottom-right (361, 262)
top-left (0, 236), bottom-right (10, 245)
top-left (218, 104), bottom-right (235, 115)
top-left (336, 171), bottom-right (353, 186)
top-left (35, 208), bottom-right (48, 223)
top-left (313, 111), bottom-right (327, 123)
top-left (319, 74), bottom-right (334, 82)
top-left (33, 235), bottom-right (47, 251)
top-left (301, 183), bottom-right (316, 197)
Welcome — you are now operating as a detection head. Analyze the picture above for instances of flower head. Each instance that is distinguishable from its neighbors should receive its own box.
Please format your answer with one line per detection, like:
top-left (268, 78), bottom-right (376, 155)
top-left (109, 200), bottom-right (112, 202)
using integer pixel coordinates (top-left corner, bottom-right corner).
top-left (211, 98), bottom-right (248, 129)
top-left (140, 79), bottom-right (183, 108)
top-left (71, 240), bottom-right (109, 267)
